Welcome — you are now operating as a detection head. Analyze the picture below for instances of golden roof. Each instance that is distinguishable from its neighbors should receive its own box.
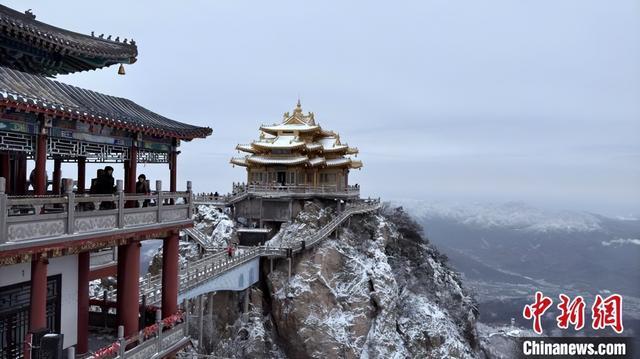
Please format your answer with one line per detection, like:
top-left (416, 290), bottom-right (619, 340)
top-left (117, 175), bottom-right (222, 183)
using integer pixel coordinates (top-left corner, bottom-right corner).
top-left (232, 101), bottom-right (362, 169)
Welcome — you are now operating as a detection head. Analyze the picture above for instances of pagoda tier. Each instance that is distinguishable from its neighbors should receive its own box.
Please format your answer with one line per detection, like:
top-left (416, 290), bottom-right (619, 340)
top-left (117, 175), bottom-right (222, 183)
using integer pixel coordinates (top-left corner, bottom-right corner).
top-left (231, 101), bottom-right (362, 189)
top-left (0, 5), bottom-right (138, 76)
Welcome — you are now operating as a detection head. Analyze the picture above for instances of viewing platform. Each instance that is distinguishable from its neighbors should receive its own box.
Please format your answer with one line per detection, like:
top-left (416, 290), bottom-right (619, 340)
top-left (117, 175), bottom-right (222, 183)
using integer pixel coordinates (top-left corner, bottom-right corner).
top-left (0, 177), bottom-right (193, 262)
top-left (193, 183), bottom-right (361, 206)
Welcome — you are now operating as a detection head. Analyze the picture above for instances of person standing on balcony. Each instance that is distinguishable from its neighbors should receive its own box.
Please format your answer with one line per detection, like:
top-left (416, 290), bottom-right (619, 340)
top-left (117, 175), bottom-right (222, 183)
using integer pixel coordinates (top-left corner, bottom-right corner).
top-left (98, 166), bottom-right (116, 209)
top-left (103, 166), bottom-right (116, 194)
top-left (90, 169), bottom-right (104, 194)
top-left (136, 174), bottom-right (150, 207)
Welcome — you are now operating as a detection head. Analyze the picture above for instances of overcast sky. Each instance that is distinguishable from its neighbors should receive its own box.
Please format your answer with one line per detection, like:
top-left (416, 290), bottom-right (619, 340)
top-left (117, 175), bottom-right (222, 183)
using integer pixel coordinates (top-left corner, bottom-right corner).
top-left (6, 0), bottom-right (639, 216)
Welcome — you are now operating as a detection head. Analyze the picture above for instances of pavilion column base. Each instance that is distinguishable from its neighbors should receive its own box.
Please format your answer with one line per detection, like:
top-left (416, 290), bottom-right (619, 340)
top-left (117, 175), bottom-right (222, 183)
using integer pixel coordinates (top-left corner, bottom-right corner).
top-left (117, 242), bottom-right (141, 338)
top-left (29, 253), bottom-right (48, 332)
top-left (77, 252), bottom-right (90, 354)
top-left (162, 231), bottom-right (179, 317)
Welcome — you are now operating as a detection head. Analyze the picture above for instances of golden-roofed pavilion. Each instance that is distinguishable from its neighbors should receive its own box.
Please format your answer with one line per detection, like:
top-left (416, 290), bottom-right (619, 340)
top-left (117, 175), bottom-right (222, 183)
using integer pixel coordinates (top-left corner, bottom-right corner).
top-left (231, 101), bottom-right (362, 189)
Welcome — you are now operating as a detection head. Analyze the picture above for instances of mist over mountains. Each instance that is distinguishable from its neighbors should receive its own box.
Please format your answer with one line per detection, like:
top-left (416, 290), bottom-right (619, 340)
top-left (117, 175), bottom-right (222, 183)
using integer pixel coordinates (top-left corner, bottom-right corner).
top-left (397, 200), bottom-right (640, 330)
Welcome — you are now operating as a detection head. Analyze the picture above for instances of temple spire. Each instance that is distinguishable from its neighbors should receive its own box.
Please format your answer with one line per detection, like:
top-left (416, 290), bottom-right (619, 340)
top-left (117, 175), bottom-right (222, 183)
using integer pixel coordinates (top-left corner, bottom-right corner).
top-left (294, 98), bottom-right (303, 114)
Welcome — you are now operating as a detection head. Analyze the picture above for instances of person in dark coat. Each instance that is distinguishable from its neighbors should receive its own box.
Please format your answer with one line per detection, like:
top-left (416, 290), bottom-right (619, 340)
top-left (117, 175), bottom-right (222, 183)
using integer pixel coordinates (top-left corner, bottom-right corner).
top-left (136, 174), bottom-right (150, 207)
top-left (90, 169), bottom-right (105, 194)
top-left (99, 166), bottom-right (116, 209)
top-left (103, 166), bottom-right (116, 194)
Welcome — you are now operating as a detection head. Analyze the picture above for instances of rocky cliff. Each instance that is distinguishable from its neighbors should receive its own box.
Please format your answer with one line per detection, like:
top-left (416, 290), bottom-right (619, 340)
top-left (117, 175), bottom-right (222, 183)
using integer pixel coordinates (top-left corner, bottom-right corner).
top-left (189, 202), bottom-right (484, 358)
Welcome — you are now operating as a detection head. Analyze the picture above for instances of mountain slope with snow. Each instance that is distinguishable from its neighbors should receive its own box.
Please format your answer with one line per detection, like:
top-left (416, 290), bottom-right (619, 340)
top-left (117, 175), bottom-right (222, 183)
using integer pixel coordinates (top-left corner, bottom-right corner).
top-left (191, 202), bottom-right (486, 358)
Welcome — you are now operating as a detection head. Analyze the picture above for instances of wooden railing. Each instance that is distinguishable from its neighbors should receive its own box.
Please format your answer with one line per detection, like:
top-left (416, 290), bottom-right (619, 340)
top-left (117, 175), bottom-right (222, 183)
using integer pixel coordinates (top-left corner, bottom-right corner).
top-left (0, 177), bottom-right (194, 244)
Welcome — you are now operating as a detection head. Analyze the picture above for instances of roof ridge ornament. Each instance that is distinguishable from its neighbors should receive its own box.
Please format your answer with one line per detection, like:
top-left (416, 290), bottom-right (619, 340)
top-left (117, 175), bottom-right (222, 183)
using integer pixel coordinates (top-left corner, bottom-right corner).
top-left (294, 99), bottom-right (303, 114)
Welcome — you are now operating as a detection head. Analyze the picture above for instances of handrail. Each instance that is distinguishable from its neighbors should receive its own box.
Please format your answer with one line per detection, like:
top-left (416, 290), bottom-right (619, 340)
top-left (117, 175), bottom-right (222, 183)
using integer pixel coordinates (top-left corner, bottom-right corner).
top-left (0, 177), bottom-right (195, 244)
top-left (183, 227), bottom-right (216, 251)
top-left (101, 199), bottom-right (381, 306)
top-left (193, 183), bottom-right (361, 205)
top-left (88, 312), bottom-right (187, 359)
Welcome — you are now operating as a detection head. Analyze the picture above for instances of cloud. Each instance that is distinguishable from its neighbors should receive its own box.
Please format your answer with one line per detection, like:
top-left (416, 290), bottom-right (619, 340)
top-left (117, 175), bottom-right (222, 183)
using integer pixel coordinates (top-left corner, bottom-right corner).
top-left (6, 0), bottom-right (638, 216)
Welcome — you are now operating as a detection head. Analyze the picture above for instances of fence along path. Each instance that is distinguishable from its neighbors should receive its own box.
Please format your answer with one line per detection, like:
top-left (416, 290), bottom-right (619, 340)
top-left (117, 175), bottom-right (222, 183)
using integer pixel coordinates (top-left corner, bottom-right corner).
top-left (93, 200), bottom-right (380, 305)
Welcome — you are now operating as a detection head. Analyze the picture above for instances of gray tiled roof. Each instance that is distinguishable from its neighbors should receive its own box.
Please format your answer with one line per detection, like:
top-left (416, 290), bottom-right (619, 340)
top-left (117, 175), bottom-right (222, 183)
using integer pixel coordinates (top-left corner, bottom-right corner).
top-left (0, 66), bottom-right (212, 139)
top-left (0, 5), bottom-right (137, 75)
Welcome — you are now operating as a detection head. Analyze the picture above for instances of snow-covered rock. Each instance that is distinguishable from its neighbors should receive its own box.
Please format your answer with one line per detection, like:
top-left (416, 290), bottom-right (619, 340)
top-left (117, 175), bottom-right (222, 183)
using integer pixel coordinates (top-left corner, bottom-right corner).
top-left (185, 201), bottom-right (485, 358)
top-left (263, 203), bottom-right (481, 358)
top-left (193, 205), bottom-right (237, 247)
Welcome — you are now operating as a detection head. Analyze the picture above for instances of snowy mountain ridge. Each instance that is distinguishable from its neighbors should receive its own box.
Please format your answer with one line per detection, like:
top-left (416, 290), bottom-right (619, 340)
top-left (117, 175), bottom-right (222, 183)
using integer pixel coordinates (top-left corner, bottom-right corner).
top-left (396, 200), bottom-right (605, 232)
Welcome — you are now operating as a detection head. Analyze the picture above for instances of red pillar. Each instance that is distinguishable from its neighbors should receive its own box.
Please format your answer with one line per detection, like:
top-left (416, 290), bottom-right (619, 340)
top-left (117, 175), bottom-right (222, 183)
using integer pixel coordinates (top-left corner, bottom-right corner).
top-left (128, 145), bottom-right (137, 193)
top-left (34, 130), bottom-right (47, 195)
top-left (169, 144), bottom-right (177, 205)
top-left (125, 145), bottom-right (138, 208)
top-left (162, 231), bottom-right (179, 317)
top-left (77, 157), bottom-right (86, 194)
top-left (76, 252), bottom-right (90, 354)
top-left (0, 153), bottom-right (10, 194)
top-left (123, 160), bottom-right (130, 193)
top-left (29, 254), bottom-right (48, 331)
top-left (116, 245), bottom-right (126, 327)
top-left (117, 242), bottom-right (140, 337)
top-left (16, 154), bottom-right (27, 195)
top-left (170, 139), bottom-right (178, 193)
top-left (52, 158), bottom-right (62, 195)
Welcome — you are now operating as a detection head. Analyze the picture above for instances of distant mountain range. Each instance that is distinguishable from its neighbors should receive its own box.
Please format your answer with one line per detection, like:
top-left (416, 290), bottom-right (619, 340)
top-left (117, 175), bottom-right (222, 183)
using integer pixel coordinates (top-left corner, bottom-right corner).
top-left (397, 200), bottom-right (640, 328)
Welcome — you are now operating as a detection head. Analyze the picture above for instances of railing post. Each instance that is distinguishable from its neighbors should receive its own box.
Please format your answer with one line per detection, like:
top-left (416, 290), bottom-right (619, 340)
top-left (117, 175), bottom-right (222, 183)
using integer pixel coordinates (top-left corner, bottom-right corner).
top-left (156, 180), bottom-right (162, 223)
top-left (103, 290), bottom-right (109, 328)
top-left (140, 295), bottom-right (147, 331)
top-left (0, 177), bottom-right (7, 243)
top-left (182, 298), bottom-right (189, 337)
top-left (117, 180), bottom-right (124, 228)
top-left (63, 178), bottom-right (75, 234)
top-left (117, 325), bottom-right (125, 358)
top-left (156, 309), bottom-right (163, 354)
top-left (198, 294), bottom-right (204, 351)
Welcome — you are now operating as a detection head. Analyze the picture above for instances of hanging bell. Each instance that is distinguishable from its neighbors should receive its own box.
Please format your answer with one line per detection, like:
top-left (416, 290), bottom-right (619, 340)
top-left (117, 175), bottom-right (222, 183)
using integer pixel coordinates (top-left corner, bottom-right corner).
top-left (118, 64), bottom-right (126, 75)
